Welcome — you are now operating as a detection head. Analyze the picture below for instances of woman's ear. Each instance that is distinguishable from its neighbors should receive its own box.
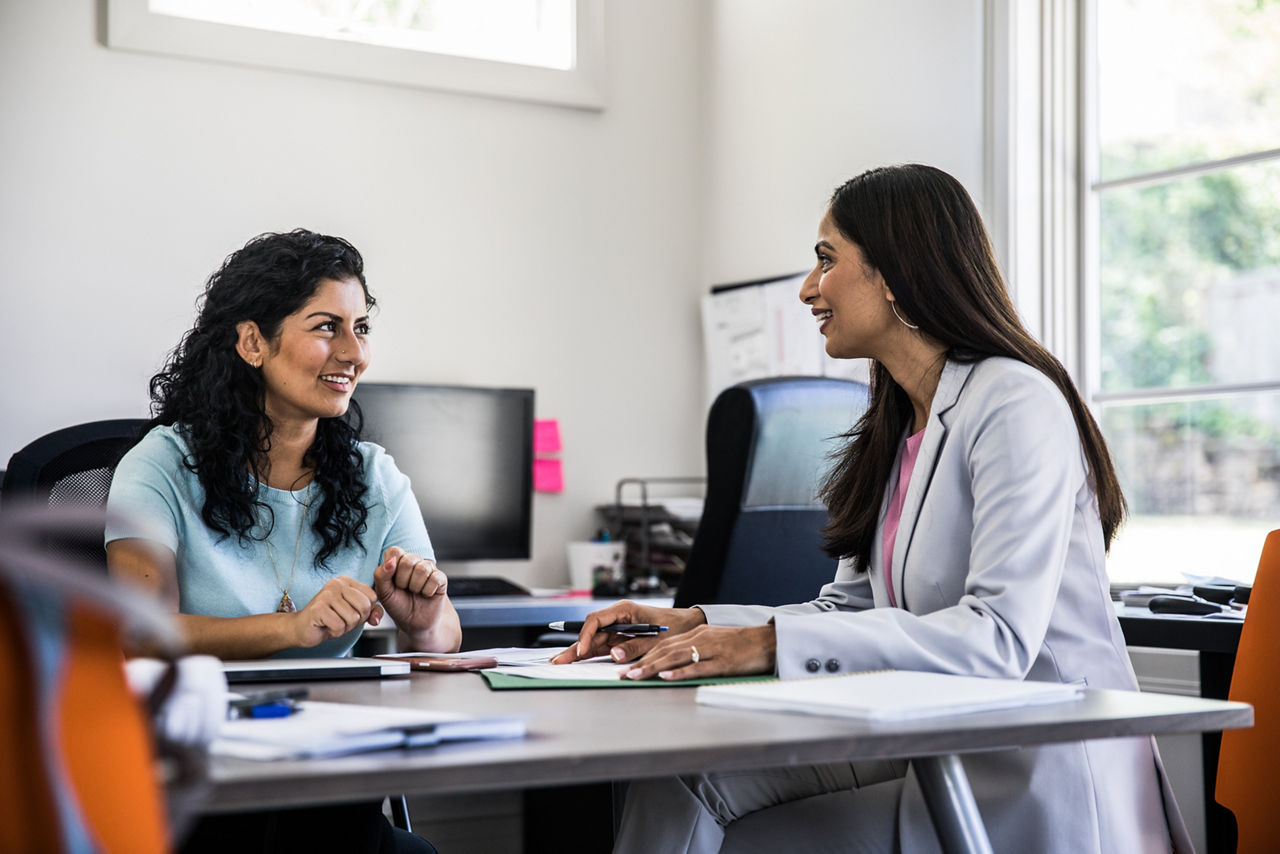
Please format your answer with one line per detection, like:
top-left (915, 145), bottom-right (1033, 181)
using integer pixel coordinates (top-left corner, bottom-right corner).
top-left (235, 321), bottom-right (266, 368)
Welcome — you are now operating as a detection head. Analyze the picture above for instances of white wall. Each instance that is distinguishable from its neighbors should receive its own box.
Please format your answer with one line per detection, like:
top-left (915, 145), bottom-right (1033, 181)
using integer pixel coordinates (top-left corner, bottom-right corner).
top-left (0, 0), bottom-right (710, 586)
top-left (700, 0), bottom-right (987, 286)
top-left (0, 0), bottom-right (988, 587)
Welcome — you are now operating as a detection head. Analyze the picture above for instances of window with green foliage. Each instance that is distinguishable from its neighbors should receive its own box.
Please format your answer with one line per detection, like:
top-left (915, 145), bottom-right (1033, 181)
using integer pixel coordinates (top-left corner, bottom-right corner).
top-left (1087, 0), bottom-right (1280, 584)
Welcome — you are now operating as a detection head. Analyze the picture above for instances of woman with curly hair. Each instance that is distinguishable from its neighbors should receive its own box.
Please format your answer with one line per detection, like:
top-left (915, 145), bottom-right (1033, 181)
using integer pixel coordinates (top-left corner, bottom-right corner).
top-left (106, 228), bottom-right (461, 660)
top-left (106, 229), bottom-right (452, 852)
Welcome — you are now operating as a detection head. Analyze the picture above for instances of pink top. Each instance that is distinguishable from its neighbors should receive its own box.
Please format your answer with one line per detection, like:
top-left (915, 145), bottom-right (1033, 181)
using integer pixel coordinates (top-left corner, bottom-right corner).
top-left (881, 429), bottom-right (925, 608)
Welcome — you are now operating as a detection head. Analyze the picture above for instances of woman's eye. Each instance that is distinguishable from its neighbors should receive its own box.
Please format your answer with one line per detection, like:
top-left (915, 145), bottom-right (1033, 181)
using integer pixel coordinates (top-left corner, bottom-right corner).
top-left (818, 254), bottom-right (833, 271)
top-left (356, 322), bottom-right (372, 335)
top-left (315, 320), bottom-right (336, 332)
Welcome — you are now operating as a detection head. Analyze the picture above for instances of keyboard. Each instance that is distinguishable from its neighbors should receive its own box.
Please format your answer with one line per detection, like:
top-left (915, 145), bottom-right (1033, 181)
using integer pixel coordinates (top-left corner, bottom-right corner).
top-left (447, 575), bottom-right (533, 597)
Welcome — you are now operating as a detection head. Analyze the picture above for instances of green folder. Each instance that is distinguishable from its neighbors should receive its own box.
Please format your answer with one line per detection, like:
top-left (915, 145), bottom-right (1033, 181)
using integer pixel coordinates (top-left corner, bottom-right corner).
top-left (481, 671), bottom-right (778, 690)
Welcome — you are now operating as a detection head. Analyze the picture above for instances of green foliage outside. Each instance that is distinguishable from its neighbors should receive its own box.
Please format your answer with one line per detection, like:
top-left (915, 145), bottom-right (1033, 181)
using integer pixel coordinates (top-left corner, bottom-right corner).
top-left (1098, 151), bottom-right (1280, 515)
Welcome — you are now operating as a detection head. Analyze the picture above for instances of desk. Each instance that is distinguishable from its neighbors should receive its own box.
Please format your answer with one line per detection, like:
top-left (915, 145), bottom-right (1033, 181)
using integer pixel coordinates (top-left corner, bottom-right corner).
top-left (359, 593), bottom-right (674, 652)
top-left (1118, 606), bottom-right (1244, 853)
top-left (203, 673), bottom-right (1250, 854)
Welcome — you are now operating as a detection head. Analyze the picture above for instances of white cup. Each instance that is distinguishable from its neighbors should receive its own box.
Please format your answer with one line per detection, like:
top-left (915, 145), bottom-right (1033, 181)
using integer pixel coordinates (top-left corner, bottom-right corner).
top-left (566, 541), bottom-right (625, 591)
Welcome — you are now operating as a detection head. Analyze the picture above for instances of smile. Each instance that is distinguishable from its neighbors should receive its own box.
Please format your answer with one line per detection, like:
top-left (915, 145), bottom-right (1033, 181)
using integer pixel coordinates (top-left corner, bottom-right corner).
top-left (320, 374), bottom-right (354, 390)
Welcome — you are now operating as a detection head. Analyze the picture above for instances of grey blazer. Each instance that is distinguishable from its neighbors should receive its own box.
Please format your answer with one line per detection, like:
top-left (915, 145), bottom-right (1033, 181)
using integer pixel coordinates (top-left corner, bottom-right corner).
top-left (700, 357), bottom-right (1192, 854)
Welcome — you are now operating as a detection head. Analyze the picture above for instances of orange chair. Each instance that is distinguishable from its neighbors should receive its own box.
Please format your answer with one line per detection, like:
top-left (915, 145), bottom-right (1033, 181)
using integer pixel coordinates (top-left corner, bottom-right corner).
top-left (0, 504), bottom-right (188, 853)
top-left (1215, 529), bottom-right (1280, 854)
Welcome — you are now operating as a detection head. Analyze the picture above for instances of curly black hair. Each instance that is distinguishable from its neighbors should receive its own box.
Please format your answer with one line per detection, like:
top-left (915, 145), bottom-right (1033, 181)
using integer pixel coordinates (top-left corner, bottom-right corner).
top-left (146, 229), bottom-right (377, 568)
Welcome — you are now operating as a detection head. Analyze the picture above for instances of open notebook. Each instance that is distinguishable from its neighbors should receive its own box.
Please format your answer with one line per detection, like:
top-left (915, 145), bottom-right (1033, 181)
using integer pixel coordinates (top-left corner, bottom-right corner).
top-left (221, 657), bottom-right (410, 683)
top-left (697, 670), bottom-right (1085, 722)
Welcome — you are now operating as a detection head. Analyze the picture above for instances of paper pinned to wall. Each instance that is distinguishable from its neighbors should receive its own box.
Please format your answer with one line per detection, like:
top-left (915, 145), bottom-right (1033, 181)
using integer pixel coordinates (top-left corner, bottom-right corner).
top-left (533, 419), bottom-right (562, 454)
top-left (533, 458), bottom-right (563, 493)
top-left (701, 273), bottom-right (869, 405)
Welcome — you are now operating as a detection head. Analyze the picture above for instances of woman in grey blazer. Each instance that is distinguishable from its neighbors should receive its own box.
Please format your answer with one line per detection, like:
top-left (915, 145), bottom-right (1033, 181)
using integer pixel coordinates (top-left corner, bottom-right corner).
top-left (552, 164), bottom-right (1191, 853)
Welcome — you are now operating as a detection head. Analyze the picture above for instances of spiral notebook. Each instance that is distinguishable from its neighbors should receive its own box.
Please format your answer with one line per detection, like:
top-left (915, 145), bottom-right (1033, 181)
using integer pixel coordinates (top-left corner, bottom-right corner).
top-left (696, 670), bottom-right (1084, 722)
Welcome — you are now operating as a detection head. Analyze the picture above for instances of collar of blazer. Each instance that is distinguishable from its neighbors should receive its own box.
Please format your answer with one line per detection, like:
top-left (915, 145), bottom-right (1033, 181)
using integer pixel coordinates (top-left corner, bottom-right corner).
top-left (930, 358), bottom-right (978, 424)
top-left (884, 358), bottom-right (979, 608)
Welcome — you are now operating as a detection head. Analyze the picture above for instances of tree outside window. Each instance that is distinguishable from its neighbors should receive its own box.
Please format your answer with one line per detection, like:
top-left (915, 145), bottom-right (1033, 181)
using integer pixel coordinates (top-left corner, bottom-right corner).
top-left (1090, 0), bottom-right (1280, 584)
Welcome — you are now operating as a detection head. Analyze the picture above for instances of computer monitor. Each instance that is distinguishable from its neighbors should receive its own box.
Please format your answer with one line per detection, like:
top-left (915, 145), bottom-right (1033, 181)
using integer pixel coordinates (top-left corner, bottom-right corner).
top-left (350, 382), bottom-right (534, 561)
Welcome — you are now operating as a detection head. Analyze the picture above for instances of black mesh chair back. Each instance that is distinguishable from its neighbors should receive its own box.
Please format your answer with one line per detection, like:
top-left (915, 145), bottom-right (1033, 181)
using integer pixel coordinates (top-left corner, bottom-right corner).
top-left (674, 377), bottom-right (870, 608)
top-left (2, 419), bottom-right (150, 570)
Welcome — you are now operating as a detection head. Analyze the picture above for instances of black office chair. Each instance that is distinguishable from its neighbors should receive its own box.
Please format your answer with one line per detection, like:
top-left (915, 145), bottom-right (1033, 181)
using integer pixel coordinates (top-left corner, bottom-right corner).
top-left (674, 376), bottom-right (871, 608)
top-left (1, 418), bottom-right (150, 570)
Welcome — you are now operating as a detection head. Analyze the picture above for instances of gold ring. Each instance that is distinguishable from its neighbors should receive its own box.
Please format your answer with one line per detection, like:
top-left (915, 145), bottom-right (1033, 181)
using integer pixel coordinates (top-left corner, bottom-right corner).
top-left (690, 645), bottom-right (700, 664)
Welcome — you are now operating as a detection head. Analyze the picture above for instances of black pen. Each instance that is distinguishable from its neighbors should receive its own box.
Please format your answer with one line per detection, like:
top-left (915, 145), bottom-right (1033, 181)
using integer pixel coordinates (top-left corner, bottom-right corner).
top-left (547, 621), bottom-right (669, 636)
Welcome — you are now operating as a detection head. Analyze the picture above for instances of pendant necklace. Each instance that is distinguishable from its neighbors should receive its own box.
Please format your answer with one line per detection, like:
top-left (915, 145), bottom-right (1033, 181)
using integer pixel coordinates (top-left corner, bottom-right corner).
top-left (264, 479), bottom-right (313, 614)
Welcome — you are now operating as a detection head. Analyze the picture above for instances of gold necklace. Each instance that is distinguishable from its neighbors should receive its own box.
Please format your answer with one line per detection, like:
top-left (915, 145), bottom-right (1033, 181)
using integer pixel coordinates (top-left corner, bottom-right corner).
top-left (264, 480), bottom-right (313, 614)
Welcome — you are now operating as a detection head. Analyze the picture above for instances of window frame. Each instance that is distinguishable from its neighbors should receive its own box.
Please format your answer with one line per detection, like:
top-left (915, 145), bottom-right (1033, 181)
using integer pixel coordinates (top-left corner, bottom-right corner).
top-left (987, 0), bottom-right (1280, 585)
top-left (104, 0), bottom-right (605, 110)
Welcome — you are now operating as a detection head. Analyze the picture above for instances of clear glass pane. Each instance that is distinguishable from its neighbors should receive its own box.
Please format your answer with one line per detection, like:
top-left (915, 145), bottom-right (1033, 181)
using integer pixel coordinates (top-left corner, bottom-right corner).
top-left (150, 0), bottom-right (575, 70)
top-left (1097, 0), bottom-right (1280, 181)
top-left (1101, 394), bottom-right (1280, 585)
top-left (1098, 159), bottom-right (1280, 392)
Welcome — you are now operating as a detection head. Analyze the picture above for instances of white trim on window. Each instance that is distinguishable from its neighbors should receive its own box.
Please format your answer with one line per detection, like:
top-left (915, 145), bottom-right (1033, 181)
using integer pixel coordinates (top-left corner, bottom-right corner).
top-left (104, 0), bottom-right (605, 111)
top-left (983, 0), bottom-right (1080, 375)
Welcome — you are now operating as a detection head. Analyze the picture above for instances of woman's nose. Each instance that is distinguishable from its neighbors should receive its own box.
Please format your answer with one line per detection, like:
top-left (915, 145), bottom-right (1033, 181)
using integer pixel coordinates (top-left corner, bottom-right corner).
top-left (338, 333), bottom-right (368, 364)
top-left (799, 269), bottom-right (819, 303)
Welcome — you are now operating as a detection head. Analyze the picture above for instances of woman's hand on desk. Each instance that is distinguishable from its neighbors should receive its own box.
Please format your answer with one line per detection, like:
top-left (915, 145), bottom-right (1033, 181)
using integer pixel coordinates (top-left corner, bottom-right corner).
top-left (550, 600), bottom-right (708, 664)
top-left (620, 624), bottom-right (776, 681)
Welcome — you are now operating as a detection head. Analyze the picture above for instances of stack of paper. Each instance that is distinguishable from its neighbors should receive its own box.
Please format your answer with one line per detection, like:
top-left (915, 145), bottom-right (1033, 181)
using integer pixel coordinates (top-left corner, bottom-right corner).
top-left (697, 670), bottom-right (1084, 722)
top-left (212, 700), bottom-right (525, 760)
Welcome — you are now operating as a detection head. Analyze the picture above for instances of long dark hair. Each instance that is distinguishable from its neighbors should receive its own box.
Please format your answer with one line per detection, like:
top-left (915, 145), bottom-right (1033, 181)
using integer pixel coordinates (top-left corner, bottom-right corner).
top-left (146, 229), bottom-right (376, 567)
top-left (818, 164), bottom-right (1124, 567)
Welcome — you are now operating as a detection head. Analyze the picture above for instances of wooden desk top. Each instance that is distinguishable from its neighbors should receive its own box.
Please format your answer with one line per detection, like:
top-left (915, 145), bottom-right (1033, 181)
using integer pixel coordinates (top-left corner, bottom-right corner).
top-left (203, 671), bottom-right (1251, 813)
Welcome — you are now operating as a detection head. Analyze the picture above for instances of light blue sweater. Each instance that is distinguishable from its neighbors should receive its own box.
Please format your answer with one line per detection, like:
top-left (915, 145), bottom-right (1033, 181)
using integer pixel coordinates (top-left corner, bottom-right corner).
top-left (105, 424), bottom-right (433, 657)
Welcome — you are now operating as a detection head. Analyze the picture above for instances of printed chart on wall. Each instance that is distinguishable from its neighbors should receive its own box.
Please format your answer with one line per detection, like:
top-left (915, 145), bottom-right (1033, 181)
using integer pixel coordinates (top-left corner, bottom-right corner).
top-left (701, 273), bottom-right (870, 405)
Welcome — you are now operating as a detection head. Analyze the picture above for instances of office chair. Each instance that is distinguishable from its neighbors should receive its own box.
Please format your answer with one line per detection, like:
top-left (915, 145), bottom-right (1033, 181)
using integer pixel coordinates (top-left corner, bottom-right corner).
top-left (674, 376), bottom-right (871, 609)
top-left (1, 419), bottom-right (150, 570)
top-left (3, 418), bottom-right (149, 505)
top-left (1214, 529), bottom-right (1280, 854)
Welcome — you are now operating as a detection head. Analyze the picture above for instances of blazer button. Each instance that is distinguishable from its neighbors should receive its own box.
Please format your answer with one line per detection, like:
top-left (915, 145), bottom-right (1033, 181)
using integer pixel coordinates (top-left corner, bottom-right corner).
top-left (825, 659), bottom-right (840, 673)
top-left (805, 658), bottom-right (821, 673)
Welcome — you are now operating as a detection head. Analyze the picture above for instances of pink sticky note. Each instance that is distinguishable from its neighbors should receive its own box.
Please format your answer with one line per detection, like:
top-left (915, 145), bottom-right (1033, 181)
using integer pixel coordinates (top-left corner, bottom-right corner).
top-left (533, 458), bottom-right (564, 493)
top-left (533, 419), bottom-right (562, 454)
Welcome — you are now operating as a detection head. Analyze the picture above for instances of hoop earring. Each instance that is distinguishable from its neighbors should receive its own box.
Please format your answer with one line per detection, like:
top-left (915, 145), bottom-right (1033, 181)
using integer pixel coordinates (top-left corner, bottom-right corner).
top-left (890, 302), bottom-right (919, 330)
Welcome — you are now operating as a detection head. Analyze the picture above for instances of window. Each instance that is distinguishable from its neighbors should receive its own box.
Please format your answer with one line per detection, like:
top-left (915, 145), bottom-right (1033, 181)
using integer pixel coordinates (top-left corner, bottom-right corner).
top-left (1083, 0), bottom-right (1280, 584)
top-left (106, 0), bottom-right (603, 109)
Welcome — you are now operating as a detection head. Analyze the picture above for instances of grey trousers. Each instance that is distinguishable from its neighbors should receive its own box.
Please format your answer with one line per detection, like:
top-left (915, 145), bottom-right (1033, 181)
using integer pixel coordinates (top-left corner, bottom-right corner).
top-left (613, 759), bottom-right (908, 854)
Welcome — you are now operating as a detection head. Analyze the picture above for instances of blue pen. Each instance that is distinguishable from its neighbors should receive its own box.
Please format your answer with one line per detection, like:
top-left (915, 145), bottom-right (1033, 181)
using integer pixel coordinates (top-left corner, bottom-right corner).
top-left (229, 688), bottom-right (307, 719)
top-left (247, 701), bottom-right (297, 718)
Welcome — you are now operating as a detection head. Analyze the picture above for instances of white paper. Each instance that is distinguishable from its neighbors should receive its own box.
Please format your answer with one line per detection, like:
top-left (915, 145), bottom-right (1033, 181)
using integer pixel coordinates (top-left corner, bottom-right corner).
top-left (702, 275), bottom-right (870, 406)
top-left (697, 670), bottom-right (1085, 722)
top-left (378, 647), bottom-right (556, 666)
top-left (212, 700), bottom-right (525, 759)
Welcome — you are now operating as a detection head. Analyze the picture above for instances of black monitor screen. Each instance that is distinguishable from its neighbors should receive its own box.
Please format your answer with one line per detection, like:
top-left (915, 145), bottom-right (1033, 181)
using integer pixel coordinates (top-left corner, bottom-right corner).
top-left (351, 383), bottom-right (534, 561)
